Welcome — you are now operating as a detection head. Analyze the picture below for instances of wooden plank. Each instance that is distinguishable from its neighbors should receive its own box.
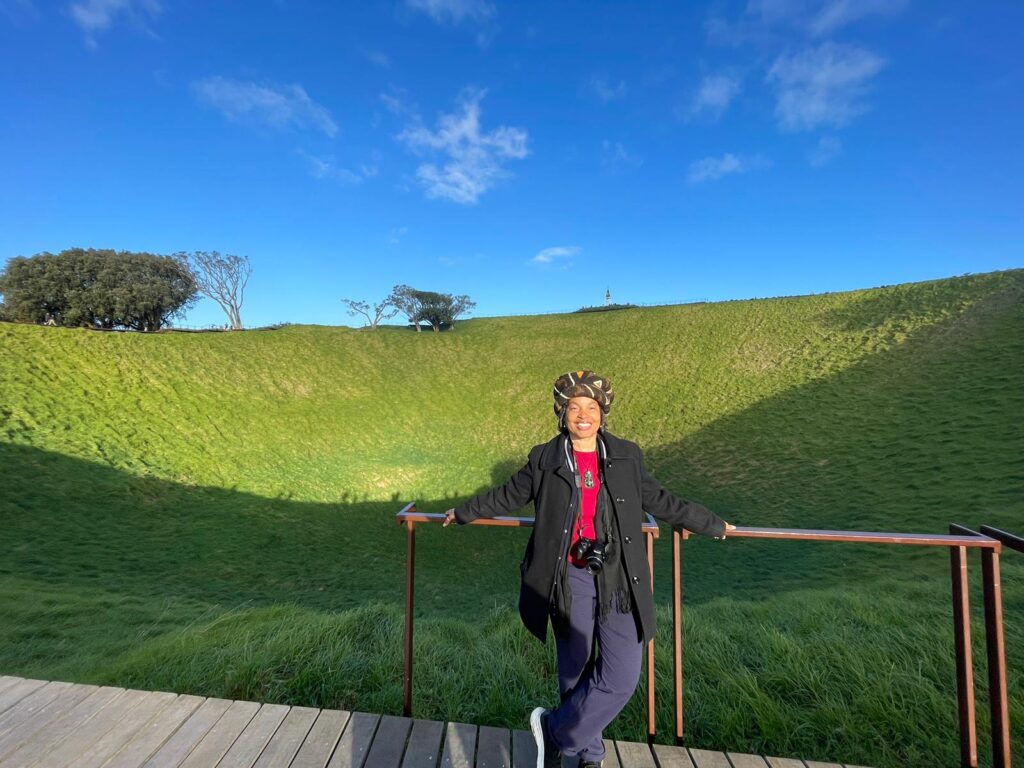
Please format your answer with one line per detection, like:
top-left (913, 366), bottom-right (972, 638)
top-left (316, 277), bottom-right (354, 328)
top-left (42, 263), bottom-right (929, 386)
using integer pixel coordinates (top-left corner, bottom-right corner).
top-left (401, 719), bottom-right (445, 768)
top-left (252, 705), bottom-right (319, 767)
top-left (476, 725), bottom-right (511, 768)
top-left (616, 740), bottom-right (657, 768)
top-left (764, 759), bottom-right (806, 768)
top-left (0, 678), bottom-right (47, 716)
top-left (0, 677), bottom-right (23, 696)
top-left (291, 709), bottom-right (350, 768)
top-left (0, 686), bottom-right (124, 766)
top-left (178, 698), bottom-right (260, 767)
top-left (602, 739), bottom-right (623, 768)
top-left (510, 728), bottom-right (536, 768)
top-left (327, 710), bottom-right (380, 768)
top-left (650, 742), bottom-right (695, 768)
top-left (439, 722), bottom-right (476, 768)
top-left (728, 754), bottom-right (770, 768)
top-left (216, 702), bottom-right (291, 768)
top-left (104, 694), bottom-right (204, 768)
top-left (803, 762), bottom-right (843, 768)
top-left (0, 682), bottom-right (97, 759)
top-left (142, 696), bottom-right (232, 768)
top-left (32, 686), bottom-right (152, 766)
top-left (74, 690), bottom-right (178, 768)
top-left (688, 748), bottom-right (732, 768)
top-left (0, 681), bottom-right (78, 739)
top-left (364, 714), bottom-right (413, 768)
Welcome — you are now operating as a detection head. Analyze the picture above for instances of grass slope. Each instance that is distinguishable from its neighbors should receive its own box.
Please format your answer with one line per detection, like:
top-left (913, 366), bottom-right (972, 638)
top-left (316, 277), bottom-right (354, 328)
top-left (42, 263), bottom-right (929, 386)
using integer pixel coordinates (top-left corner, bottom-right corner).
top-left (1, 269), bottom-right (1022, 766)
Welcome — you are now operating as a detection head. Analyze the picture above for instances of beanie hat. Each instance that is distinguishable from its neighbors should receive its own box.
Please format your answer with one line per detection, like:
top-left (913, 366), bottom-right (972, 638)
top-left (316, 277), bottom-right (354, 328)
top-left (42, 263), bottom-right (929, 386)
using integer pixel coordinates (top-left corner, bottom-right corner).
top-left (553, 370), bottom-right (615, 421)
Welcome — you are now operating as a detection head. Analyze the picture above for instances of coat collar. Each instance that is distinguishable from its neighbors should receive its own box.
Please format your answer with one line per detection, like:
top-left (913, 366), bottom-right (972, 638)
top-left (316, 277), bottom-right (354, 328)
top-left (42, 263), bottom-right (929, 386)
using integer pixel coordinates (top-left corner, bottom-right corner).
top-left (538, 431), bottom-right (632, 471)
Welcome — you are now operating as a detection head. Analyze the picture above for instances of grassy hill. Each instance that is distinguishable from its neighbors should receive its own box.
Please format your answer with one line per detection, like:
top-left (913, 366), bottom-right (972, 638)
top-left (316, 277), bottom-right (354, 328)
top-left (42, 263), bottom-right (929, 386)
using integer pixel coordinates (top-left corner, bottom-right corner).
top-left (1, 269), bottom-right (1022, 767)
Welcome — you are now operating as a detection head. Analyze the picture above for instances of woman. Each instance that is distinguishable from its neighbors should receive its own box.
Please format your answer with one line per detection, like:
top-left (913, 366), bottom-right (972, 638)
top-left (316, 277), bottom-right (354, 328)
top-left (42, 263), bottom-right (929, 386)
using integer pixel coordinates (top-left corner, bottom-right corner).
top-left (443, 370), bottom-right (734, 768)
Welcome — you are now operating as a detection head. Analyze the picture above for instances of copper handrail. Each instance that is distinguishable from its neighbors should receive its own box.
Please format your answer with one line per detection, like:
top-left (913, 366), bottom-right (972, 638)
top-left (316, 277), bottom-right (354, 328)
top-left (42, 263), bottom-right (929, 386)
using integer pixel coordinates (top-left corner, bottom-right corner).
top-left (675, 525), bottom-right (1008, 768)
top-left (395, 505), bottom-right (662, 742)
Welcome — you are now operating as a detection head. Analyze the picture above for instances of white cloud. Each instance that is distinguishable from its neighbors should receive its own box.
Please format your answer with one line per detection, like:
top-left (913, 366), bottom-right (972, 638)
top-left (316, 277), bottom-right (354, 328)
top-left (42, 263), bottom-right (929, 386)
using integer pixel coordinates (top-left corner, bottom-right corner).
top-left (405, 0), bottom-right (494, 24)
top-left (193, 76), bottom-right (338, 138)
top-left (388, 226), bottom-right (408, 245)
top-left (532, 246), bottom-right (581, 268)
top-left (766, 42), bottom-right (884, 131)
top-left (707, 0), bottom-right (906, 44)
top-left (68, 0), bottom-right (160, 47)
top-left (587, 76), bottom-right (627, 103)
top-left (688, 74), bottom-right (741, 120)
top-left (366, 50), bottom-right (391, 68)
top-left (379, 92), bottom-right (405, 115)
top-left (298, 151), bottom-right (377, 184)
top-left (397, 89), bottom-right (528, 204)
top-left (601, 140), bottom-right (642, 170)
top-left (687, 153), bottom-right (769, 184)
top-left (808, 135), bottom-right (842, 166)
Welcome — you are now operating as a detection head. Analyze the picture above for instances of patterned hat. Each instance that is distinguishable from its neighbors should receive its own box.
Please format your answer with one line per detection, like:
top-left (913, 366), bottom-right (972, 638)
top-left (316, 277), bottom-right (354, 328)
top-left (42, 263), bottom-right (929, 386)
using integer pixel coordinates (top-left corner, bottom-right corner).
top-left (553, 370), bottom-right (615, 417)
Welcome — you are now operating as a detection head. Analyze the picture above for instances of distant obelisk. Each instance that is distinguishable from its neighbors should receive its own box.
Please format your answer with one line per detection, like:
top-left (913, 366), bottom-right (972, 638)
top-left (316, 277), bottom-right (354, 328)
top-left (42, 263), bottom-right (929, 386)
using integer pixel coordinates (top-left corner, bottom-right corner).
top-left (605, 288), bottom-right (612, 306)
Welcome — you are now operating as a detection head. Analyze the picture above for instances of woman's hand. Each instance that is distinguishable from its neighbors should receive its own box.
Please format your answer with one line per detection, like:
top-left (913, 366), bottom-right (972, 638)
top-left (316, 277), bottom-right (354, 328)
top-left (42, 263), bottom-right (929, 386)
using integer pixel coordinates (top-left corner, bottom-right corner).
top-left (442, 509), bottom-right (456, 527)
top-left (723, 522), bottom-right (736, 538)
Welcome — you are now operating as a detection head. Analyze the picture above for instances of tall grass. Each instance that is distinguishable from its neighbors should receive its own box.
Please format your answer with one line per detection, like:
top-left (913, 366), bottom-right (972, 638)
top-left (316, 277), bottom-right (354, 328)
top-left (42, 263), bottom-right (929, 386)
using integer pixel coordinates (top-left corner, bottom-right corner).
top-left (1, 270), bottom-right (1022, 766)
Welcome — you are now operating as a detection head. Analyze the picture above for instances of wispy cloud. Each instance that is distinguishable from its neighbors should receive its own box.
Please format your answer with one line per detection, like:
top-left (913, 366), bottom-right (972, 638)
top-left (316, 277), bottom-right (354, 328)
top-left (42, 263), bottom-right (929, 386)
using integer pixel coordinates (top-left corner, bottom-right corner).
top-left (707, 0), bottom-right (906, 44)
top-left (766, 42), bottom-right (884, 131)
top-left (388, 226), bottom-right (408, 245)
top-left (193, 76), bottom-right (338, 138)
top-left (405, 0), bottom-right (494, 24)
top-left (601, 140), bottom-right (643, 171)
top-left (587, 76), bottom-right (627, 103)
top-left (68, 0), bottom-right (160, 47)
top-left (397, 88), bottom-right (528, 204)
top-left (299, 151), bottom-right (377, 183)
top-left (808, 135), bottom-right (842, 166)
top-left (687, 74), bottom-right (741, 121)
top-left (532, 246), bottom-right (581, 269)
top-left (365, 50), bottom-right (391, 68)
top-left (687, 153), bottom-right (769, 184)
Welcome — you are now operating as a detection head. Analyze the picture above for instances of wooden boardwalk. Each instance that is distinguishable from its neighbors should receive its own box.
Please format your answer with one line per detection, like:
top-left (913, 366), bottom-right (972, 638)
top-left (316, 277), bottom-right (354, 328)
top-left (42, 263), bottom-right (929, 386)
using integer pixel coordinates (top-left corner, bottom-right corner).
top-left (0, 676), bottom-right (874, 768)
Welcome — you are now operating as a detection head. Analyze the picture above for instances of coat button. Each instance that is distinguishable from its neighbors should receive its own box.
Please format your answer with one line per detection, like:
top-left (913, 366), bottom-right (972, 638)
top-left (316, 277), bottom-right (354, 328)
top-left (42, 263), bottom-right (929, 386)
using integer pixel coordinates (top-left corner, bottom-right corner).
top-left (616, 497), bottom-right (625, 503)
top-left (624, 536), bottom-right (632, 544)
top-left (631, 576), bottom-right (639, 584)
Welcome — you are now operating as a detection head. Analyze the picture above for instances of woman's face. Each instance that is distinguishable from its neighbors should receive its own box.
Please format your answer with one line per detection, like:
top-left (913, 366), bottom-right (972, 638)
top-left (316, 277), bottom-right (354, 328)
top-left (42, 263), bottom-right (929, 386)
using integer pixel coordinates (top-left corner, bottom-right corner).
top-left (564, 396), bottom-right (602, 441)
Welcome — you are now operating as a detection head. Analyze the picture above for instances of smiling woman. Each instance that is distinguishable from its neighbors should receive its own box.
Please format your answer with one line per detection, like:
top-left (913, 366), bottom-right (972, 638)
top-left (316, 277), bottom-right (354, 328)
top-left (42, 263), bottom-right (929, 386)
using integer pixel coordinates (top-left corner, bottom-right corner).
top-left (443, 369), bottom-right (735, 768)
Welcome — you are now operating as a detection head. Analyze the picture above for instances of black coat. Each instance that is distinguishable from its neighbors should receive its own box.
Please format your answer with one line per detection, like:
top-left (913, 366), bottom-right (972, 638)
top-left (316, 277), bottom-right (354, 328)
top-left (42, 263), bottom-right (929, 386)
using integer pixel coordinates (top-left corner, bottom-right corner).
top-left (453, 431), bottom-right (726, 643)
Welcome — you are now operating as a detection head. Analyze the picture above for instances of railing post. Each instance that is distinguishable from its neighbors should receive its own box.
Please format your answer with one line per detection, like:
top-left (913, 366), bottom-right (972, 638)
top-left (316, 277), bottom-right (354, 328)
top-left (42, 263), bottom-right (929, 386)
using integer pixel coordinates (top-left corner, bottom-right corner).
top-left (981, 547), bottom-right (1011, 768)
top-left (673, 528), bottom-right (685, 745)
top-left (949, 542), bottom-right (978, 767)
top-left (646, 530), bottom-right (656, 744)
top-left (403, 519), bottom-right (416, 718)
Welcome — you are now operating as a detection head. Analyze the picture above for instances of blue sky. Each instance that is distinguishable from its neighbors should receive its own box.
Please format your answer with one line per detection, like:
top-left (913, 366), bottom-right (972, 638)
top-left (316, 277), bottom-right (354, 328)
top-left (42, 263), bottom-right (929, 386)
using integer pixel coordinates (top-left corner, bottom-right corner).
top-left (1, 0), bottom-right (1022, 328)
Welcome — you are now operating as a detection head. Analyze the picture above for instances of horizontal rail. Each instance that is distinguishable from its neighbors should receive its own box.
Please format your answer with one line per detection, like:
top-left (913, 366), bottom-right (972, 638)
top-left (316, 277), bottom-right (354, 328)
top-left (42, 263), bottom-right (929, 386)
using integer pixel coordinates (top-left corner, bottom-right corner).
top-left (396, 509), bottom-right (661, 537)
top-left (981, 525), bottom-right (1024, 554)
top-left (682, 525), bottom-right (1001, 550)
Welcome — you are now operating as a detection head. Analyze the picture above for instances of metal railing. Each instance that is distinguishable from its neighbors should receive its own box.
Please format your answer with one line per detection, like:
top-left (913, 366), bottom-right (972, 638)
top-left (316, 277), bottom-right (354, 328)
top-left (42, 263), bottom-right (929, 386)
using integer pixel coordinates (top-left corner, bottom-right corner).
top-left (395, 504), bottom-right (1014, 766)
top-left (394, 503), bottom-right (663, 740)
top-left (676, 525), bottom-right (1011, 768)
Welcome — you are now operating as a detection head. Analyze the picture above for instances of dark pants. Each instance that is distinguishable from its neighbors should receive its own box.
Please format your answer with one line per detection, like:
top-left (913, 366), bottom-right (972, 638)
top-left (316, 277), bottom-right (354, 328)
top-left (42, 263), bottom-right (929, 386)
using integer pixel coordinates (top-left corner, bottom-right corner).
top-left (546, 565), bottom-right (643, 761)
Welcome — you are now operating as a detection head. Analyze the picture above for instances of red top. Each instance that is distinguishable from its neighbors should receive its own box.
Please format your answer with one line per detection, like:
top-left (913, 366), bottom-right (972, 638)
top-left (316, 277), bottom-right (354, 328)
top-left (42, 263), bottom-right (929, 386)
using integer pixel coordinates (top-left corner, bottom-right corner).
top-left (569, 450), bottom-right (600, 566)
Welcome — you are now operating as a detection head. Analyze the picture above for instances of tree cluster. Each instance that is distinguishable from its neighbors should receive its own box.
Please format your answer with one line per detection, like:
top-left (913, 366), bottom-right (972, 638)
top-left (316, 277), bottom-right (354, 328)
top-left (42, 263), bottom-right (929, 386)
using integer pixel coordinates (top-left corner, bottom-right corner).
top-left (0, 248), bottom-right (197, 331)
top-left (343, 285), bottom-right (476, 332)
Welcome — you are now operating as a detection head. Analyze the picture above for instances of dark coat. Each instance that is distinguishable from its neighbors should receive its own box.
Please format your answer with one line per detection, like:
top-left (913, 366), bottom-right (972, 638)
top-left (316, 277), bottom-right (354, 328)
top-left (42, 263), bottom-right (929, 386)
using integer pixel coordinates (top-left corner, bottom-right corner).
top-left (453, 431), bottom-right (725, 643)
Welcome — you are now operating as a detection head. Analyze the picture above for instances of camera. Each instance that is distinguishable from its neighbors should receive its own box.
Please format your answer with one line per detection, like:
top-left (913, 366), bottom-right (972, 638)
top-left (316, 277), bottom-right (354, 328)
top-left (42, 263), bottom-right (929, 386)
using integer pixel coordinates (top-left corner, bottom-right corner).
top-left (573, 537), bottom-right (608, 575)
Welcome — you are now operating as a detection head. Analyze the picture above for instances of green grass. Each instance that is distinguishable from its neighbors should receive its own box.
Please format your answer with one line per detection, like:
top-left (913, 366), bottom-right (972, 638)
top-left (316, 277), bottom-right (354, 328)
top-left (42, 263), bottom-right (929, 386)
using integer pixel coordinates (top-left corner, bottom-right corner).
top-left (1, 269), bottom-right (1022, 766)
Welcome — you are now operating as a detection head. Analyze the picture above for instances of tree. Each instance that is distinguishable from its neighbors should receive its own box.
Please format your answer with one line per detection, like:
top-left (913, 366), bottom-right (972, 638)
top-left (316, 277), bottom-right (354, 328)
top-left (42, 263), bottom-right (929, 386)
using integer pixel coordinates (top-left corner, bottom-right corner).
top-left (0, 249), bottom-right (197, 331)
top-left (178, 251), bottom-right (252, 330)
top-left (341, 297), bottom-right (398, 329)
top-left (386, 284), bottom-right (476, 332)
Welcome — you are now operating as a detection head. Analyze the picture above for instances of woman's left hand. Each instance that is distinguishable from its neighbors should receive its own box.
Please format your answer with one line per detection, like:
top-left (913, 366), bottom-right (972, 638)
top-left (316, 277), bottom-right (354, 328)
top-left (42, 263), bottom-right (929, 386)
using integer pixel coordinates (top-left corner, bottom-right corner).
top-left (722, 522), bottom-right (737, 538)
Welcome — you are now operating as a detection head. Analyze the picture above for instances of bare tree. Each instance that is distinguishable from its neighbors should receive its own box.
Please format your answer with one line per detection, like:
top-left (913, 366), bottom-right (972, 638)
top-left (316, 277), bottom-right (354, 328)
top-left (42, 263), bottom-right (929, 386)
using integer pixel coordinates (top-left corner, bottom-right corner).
top-left (179, 251), bottom-right (252, 330)
top-left (342, 297), bottom-right (398, 329)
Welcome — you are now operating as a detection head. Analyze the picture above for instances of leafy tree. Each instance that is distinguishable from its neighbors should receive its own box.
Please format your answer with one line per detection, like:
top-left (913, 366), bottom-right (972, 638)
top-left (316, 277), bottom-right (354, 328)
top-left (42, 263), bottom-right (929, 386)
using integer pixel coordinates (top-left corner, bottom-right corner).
top-left (386, 284), bottom-right (476, 332)
top-left (177, 251), bottom-right (252, 330)
top-left (0, 248), bottom-right (197, 331)
top-left (341, 297), bottom-right (398, 329)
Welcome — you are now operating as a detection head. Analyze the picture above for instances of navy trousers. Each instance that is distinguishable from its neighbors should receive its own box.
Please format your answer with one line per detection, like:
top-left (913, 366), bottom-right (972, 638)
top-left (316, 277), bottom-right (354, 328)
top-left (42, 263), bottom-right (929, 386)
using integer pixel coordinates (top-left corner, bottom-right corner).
top-left (546, 565), bottom-right (644, 761)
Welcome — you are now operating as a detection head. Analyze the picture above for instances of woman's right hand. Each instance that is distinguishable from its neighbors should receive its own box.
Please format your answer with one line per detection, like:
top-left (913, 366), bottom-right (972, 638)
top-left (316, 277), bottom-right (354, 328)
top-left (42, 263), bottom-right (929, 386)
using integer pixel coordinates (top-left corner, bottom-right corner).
top-left (442, 509), bottom-right (456, 527)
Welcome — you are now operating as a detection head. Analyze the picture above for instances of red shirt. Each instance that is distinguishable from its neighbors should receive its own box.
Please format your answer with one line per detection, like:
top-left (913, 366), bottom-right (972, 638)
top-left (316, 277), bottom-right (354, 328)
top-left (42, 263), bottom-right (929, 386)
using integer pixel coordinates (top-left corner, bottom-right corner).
top-left (569, 450), bottom-right (600, 566)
